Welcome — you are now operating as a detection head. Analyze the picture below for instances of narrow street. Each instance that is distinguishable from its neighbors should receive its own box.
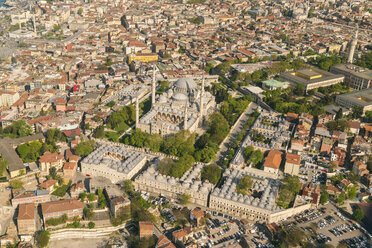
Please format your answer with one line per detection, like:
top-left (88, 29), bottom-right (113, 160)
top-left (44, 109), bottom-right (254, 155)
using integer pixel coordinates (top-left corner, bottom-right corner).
top-left (216, 102), bottom-right (257, 164)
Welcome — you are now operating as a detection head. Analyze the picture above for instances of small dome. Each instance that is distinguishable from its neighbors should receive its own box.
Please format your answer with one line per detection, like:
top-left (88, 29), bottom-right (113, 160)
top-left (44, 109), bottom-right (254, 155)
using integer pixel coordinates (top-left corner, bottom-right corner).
top-left (172, 93), bottom-right (188, 101)
top-left (159, 95), bottom-right (167, 103)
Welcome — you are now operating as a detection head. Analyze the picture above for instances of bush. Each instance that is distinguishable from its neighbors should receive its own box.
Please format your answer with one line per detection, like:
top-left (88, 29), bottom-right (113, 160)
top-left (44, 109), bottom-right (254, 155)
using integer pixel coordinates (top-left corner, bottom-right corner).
top-left (46, 214), bottom-right (68, 226)
top-left (88, 221), bottom-right (95, 229)
top-left (10, 179), bottom-right (23, 189)
top-left (35, 230), bottom-right (50, 248)
top-left (352, 208), bottom-right (364, 221)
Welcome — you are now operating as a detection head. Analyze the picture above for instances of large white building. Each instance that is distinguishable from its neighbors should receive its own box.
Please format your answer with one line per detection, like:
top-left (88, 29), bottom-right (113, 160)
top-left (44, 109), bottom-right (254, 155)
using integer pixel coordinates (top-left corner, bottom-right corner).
top-left (134, 163), bottom-right (214, 207)
top-left (0, 91), bottom-right (20, 107)
top-left (209, 169), bottom-right (312, 223)
top-left (136, 70), bottom-right (216, 136)
top-left (81, 143), bottom-right (148, 184)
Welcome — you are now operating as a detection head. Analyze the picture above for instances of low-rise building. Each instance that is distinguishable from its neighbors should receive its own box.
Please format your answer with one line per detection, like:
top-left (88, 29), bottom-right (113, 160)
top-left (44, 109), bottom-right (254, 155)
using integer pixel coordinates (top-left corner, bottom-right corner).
top-left (39, 179), bottom-right (58, 191)
top-left (135, 164), bottom-right (213, 207)
top-left (39, 152), bottom-right (64, 172)
top-left (17, 203), bottom-right (35, 235)
top-left (41, 199), bottom-right (84, 222)
top-left (263, 150), bottom-right (283, 174)
top-left (284, 153), bottom-right (301, 175)
top-left (139, 221), bottom-right (154, 238)
top-left (190, 208), bottom-right (204, 227)
top-left (11, 190), bottom-right (51, 207)
top-left (108, 196), bottom-right (130, 217)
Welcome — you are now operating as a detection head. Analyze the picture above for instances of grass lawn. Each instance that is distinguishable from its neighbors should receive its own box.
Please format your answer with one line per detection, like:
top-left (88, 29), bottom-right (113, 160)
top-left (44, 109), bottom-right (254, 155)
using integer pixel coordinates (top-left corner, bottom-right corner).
top-left (52, 184), bottom-right (69, 197)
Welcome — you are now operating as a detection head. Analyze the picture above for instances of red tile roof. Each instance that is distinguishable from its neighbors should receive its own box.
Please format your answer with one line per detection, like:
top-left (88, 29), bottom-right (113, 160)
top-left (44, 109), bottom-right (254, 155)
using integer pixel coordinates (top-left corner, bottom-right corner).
top-left (264, 150), bottom-right (283, 169)
top-left (41, 199), bottom-right (84, 214)
top-left (18, 203), bottom-right (34, 220)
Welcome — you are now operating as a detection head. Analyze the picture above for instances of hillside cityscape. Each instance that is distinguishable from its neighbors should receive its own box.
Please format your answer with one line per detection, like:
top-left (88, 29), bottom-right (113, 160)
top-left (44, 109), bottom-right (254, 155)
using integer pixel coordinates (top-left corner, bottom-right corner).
top-left (0, 0), bottom-right (371, 248)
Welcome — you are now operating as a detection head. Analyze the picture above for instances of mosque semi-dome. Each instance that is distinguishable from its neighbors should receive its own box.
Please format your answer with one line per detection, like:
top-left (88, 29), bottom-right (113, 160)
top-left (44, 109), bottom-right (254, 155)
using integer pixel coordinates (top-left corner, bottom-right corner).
top-left (173, 77), bottom-right (198, 93)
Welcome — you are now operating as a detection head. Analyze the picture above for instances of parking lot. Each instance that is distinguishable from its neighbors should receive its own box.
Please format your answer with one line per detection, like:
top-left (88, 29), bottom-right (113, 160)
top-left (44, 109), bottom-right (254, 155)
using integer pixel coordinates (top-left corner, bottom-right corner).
top-left (286, 203), bottom-right (370, 247)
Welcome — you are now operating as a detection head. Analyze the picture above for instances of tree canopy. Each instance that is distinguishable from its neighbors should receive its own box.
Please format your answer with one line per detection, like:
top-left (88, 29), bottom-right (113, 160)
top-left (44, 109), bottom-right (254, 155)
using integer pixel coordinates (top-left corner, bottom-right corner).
top-left (158, 155), bottom-right (195, 178)
top-left (1, 120), bottom-right (32, 138)
top-left (74, 140), bottom-right (96, 156)
top-left (106, 105), bottom-right (135, 132)
top-left (236, 175), bottom-right (253, 195)
top-left (352, 208), bottom-right (364, 221)
top-left (201, 164), bottom-right (222, 185)
top-left (277, 175), bottom-right (300, 208)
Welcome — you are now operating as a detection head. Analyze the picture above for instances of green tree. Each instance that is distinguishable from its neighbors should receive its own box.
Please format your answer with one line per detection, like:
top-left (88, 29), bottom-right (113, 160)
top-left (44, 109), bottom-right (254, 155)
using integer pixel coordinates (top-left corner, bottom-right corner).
top-left (236, 175), bottom-right (253, 195)
top-left (93, 125), bottom-right (104, 138)
top-left (179, 193), bottom-right (191, 205)
top-left (243, 145), bottom-right (254, 161)
top-left (74, 140), bottom-right (96, 156)
top-left (35, 230), bottom-right (50, 248)
top-left (3, 120), bottom-right (32, 138)
top-left (201, 164), bottom-right (222, 185)
top-left (207, 113), bottom-right (230, 144)
top-left (77, 8), bottom-right (83, 16)
top-left (351, 105), bottom-right (363, 119)
top-left (335, 108), bottom-right (343, 120)
top-left (320, 191), bottom-right (329, 204)
top-left (337, 193), bottom-right (346, 205)
top-left (88, 221), bottom-right (95, 229)
top-left (122, 180), bottom-right (134, 196)
top-left (249, 150), bottom-right (263, 165)
top-left (83, 206), bottom-right (95, 219)
top-left (352, 208), bottom-right (364, 221)
top-left (16, 141), bottom-right (43, 163)
top-left (49, 167), bottom-right (57, 179)
top-left (347, 185), bottom-right (357, 199)
top-left (106, 101), bottom-right (115, 108)
top-left (294, 84), bottom-right (305, 96)
top-left (356, 51), bottom-right (372, 70)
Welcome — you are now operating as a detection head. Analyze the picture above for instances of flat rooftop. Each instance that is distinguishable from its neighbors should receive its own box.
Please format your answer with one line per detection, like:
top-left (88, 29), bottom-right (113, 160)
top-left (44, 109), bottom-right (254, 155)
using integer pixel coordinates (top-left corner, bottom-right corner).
top-left (336, 88), bottom-right (372, 107)
top-left (331, 64), bottom-right (372, 80)
top-left (280, 67), bottom-right (344, 86)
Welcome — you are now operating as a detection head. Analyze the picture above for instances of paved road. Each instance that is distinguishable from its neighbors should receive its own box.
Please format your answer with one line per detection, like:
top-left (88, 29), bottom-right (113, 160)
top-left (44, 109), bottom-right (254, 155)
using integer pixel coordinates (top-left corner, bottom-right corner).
top-left (216, 102), bottom-right (257, 164)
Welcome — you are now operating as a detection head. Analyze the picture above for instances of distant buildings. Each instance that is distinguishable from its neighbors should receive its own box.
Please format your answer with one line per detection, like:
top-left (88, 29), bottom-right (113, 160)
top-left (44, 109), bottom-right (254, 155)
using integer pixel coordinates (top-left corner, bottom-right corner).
top-left (128, 53), bottom-right (158, 63)
top-left (280, 68), bottom-right (344, 91)
top-left (330, 64), bottom-right (372, 90)
top-left (335, 88), bottom-right (372, 114)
